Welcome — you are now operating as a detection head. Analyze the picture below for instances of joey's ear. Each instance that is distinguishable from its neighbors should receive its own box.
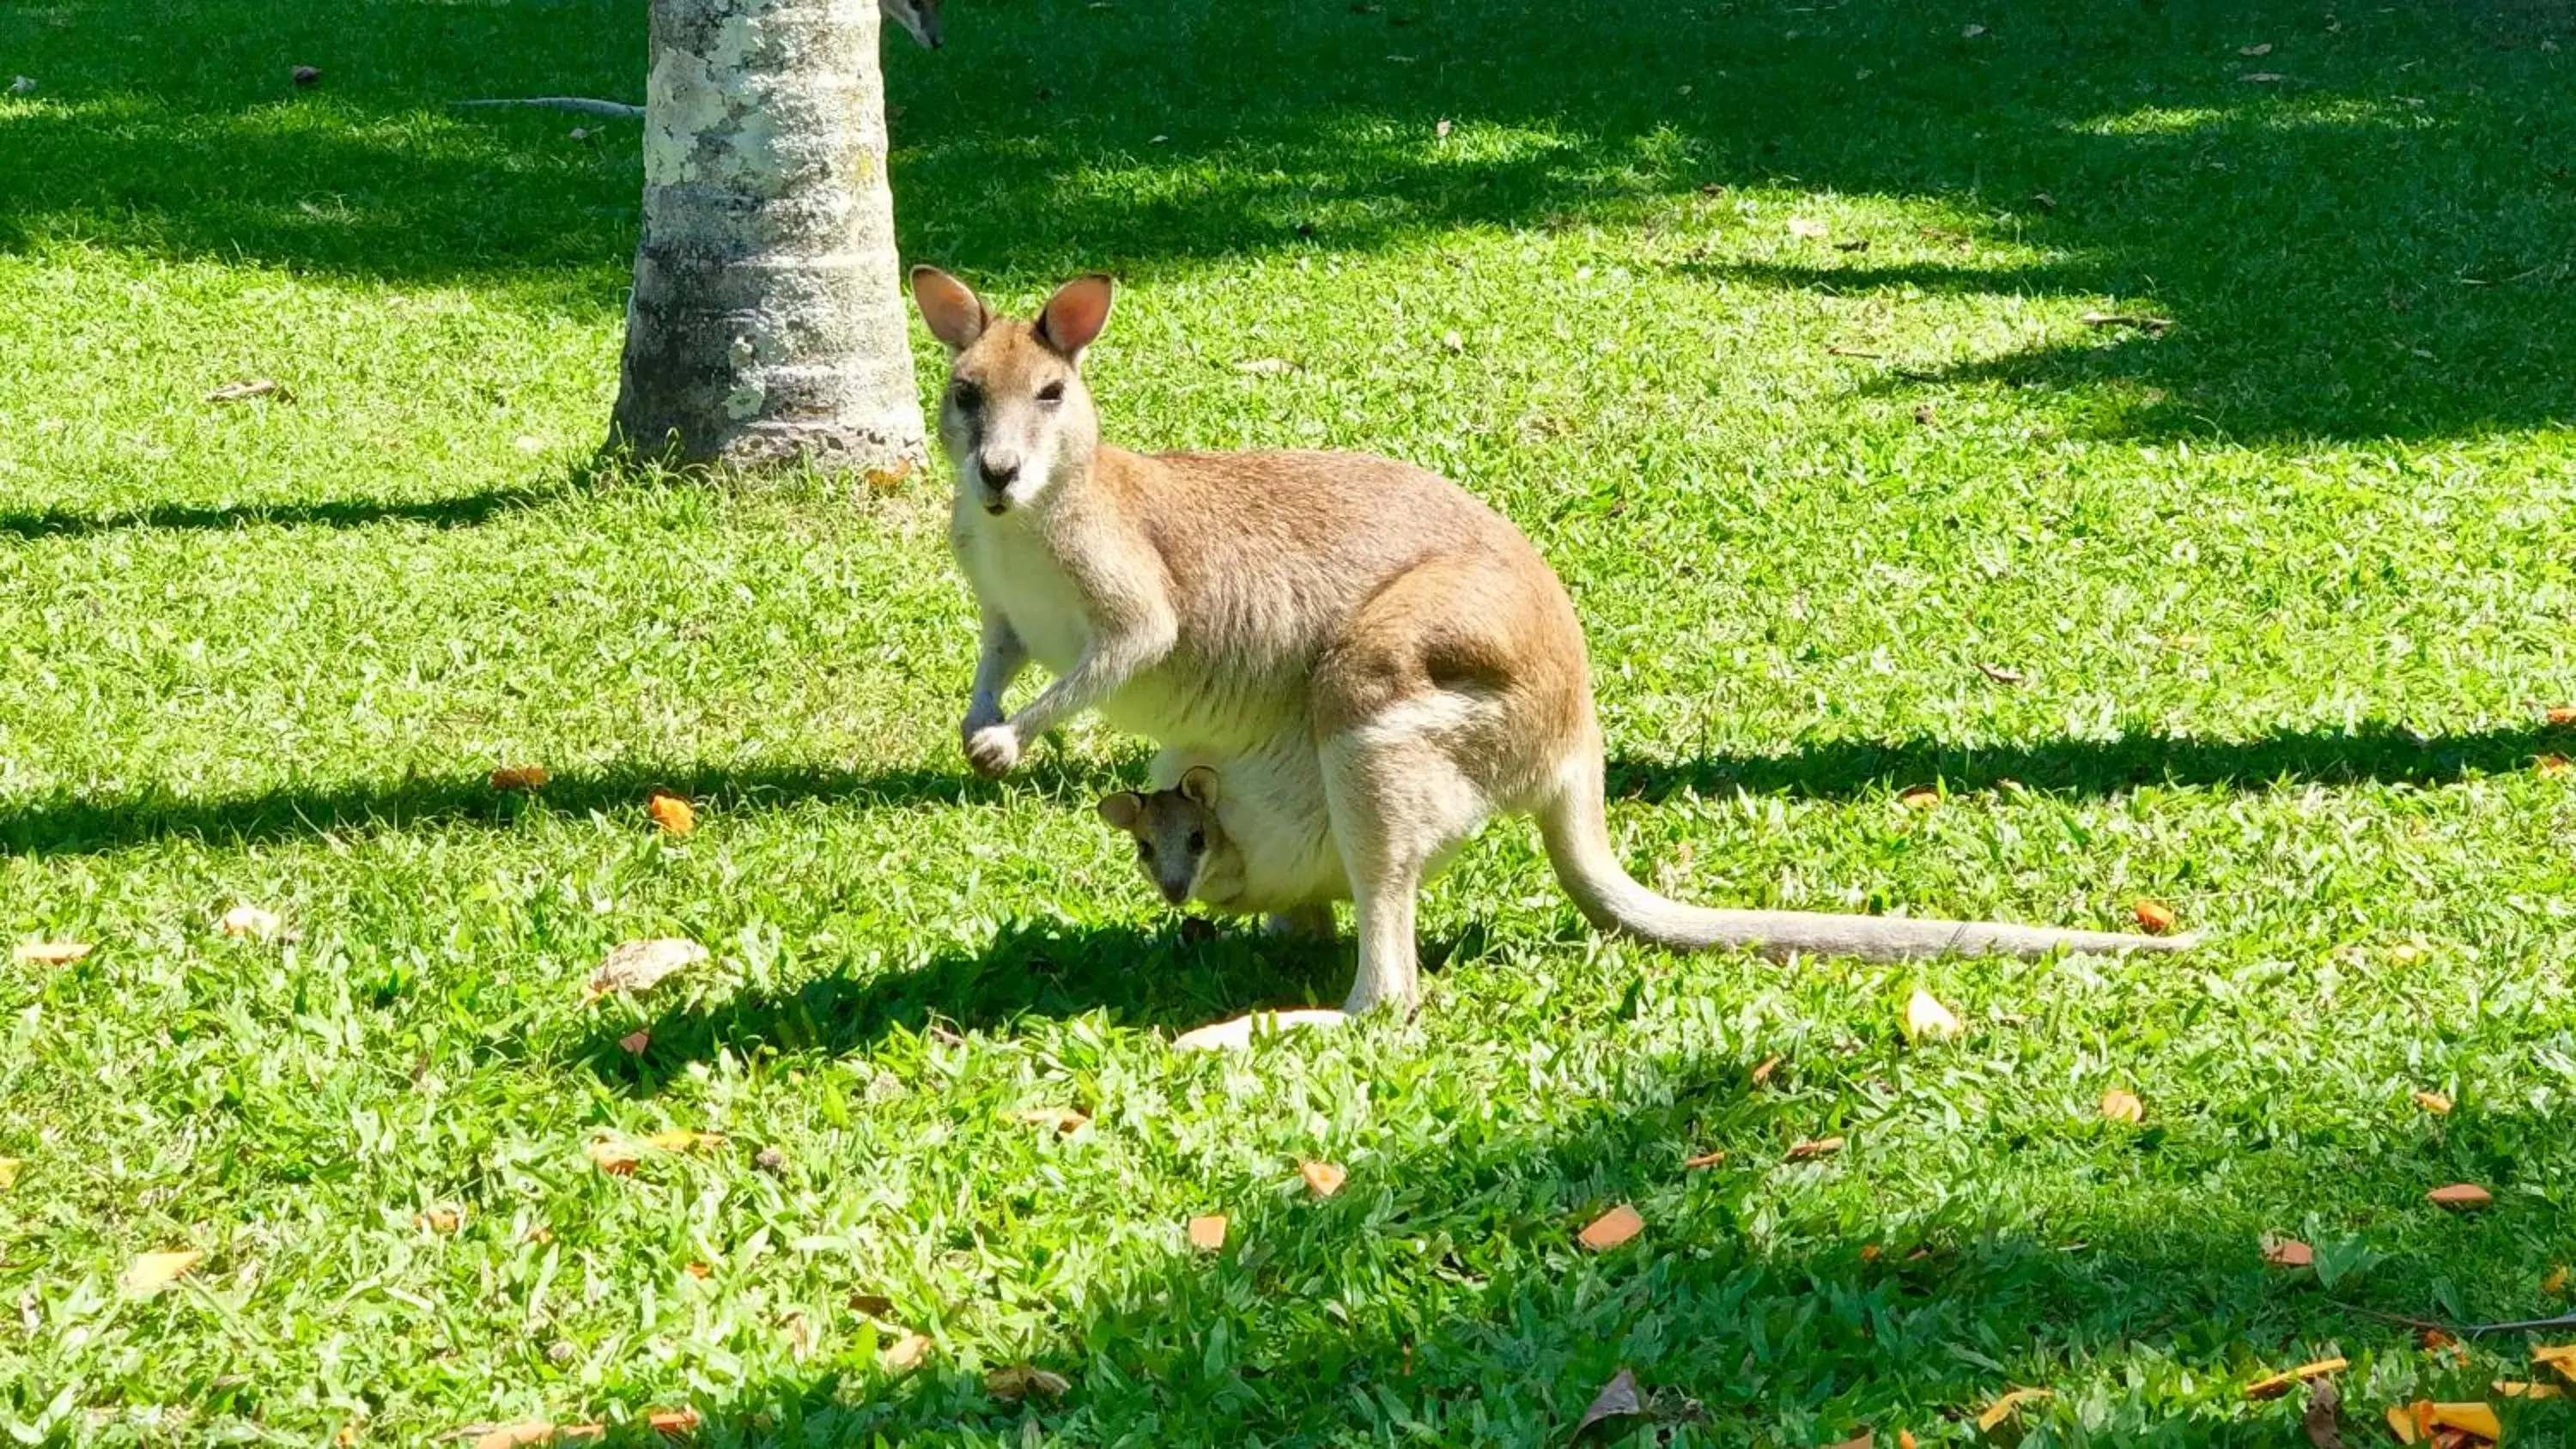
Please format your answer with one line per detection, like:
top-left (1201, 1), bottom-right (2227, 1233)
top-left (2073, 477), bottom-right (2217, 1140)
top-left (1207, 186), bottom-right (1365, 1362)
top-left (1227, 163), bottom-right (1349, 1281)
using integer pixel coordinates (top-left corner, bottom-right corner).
top-left (1178, 767), bottom-right (1219, 808)
top-left (1095, 791), bottom-right (1144, 831)
top-left (909, 265), bottom-right (989, 352)
top-left (1034, 273), bottom-right (1115, 360)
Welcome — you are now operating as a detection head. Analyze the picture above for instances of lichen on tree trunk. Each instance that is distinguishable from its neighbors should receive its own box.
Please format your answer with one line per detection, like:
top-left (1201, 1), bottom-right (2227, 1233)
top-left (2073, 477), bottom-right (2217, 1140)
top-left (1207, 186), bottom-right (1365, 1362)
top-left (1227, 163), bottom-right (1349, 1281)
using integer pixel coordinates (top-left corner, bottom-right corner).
top-left (609, 0), bottom-right (925, 474)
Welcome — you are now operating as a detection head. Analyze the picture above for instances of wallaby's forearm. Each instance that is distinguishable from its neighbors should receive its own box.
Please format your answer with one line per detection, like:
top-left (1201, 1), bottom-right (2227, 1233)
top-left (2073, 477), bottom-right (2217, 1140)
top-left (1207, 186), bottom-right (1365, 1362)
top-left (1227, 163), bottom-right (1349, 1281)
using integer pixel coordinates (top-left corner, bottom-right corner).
top-left (965, 611), bottom-right (1027, 731)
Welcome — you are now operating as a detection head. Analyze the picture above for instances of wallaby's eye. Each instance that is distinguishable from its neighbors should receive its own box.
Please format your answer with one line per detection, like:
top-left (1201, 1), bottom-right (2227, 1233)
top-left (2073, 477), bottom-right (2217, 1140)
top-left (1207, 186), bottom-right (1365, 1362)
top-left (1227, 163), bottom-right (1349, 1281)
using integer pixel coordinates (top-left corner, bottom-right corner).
top-left (1187, 830), bottom-right (1206, 853)
top-left (1036, 381), bottom-right (1066, 406)
top-left (1138, 842), bottom-right (1156, 863)
top-left (951, 382), bottom-right (982, 411)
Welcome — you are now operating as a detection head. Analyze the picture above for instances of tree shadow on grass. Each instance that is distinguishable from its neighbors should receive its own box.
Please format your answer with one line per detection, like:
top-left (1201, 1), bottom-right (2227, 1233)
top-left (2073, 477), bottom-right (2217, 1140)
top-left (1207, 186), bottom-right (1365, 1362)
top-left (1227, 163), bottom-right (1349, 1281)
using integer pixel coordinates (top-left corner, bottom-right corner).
top-left (0, 482), bottom-right (562, 539)
top-left (674, 1031), bottom-right (2572, 1444)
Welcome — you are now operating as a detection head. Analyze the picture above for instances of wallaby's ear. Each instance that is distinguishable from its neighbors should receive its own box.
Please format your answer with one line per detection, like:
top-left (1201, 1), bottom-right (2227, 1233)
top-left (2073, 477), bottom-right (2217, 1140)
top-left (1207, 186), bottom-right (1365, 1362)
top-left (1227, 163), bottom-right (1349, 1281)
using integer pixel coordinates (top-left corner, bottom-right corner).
top-left (1034, 273), bottom-right (1115, 360)
top-left (909, 265), bottom-right (988, 352)
top-left (1178, 767), bottom-right (1219, 809)
top-left (1095, 791), bottom-right (1144, 831)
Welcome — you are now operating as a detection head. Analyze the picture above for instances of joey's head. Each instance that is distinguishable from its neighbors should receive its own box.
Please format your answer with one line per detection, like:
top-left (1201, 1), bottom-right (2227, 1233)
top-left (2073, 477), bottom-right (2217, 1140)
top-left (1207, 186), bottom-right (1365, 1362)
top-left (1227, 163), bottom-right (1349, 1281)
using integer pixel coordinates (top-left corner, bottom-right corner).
top-left (908, 267), bottom-right (1113, 518)
top-left (1095, 767), bottom-right (1227, 907)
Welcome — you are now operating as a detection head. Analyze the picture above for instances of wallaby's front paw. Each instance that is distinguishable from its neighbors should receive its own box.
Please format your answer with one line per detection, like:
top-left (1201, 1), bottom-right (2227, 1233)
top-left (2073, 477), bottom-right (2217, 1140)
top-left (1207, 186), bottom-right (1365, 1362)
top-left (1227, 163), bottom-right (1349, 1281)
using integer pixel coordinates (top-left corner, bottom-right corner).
top-left (964, 723), bottom-right (1022, 777)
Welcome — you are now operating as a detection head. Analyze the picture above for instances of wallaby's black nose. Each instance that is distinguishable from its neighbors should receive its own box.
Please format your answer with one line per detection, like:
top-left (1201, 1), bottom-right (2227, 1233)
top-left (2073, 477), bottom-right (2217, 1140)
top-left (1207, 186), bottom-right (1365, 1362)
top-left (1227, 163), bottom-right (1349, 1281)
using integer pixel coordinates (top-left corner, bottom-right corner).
top-left (980, 457), bottom-right (1020, 490)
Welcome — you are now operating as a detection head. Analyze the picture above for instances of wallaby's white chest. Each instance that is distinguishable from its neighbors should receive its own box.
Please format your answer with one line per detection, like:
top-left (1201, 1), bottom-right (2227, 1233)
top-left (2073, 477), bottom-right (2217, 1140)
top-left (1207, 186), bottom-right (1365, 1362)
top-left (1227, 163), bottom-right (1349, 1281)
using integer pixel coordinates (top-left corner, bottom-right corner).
top-left (958, 516), bottom-right (1093, 675)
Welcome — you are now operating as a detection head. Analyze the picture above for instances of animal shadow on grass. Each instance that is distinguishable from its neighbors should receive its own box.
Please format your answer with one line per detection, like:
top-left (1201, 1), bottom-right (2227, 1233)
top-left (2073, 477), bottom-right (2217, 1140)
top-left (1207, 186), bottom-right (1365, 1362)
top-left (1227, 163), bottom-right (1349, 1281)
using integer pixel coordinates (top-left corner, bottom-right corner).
top-left (573, 914), bottom-right (1364, 1088)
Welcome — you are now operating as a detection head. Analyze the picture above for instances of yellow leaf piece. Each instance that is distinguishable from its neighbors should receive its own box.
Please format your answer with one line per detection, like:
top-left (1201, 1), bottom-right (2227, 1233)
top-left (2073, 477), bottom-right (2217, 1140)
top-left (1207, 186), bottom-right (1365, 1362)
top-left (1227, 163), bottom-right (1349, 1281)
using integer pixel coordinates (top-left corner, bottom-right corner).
top-left (2099, 1089), bottom-right (2145, 1125)
top-left (12, 941), bottom-right (92, 966)
top-left (1902, 987), bottom-right (1962, 1043)
top-left (2427, 1403), bottom-right (2500, 1438)
top-left (1975, 1387), bottom-right (2052, 1432)
top-left (641, 1130), bottom-right (725, 1153)
top-left (2244, 1356), bottom-right (2346, 1400)
top-left (880, 1331), bottom-right (932, 1370)
top-left (1011, 1106), bottom-right (1089, 1134)
top-left (2544, 1264), bottom-right (2570, 1296)
top-left (0, 1159), bottom-right (18, 1191)
top-left (1187, 1214), bottom-right (1229, 1251)
top-left (2494, 1380), bottom-right (2564, 1398)
top-left (119, 1250), bottom-right (203, 1294)
top-left (1578, 1204), bottom-right (1643, 1252)
top-left (584, 1139), bottom-right (642, 1175)
top-left (2413, 1090), bottom-right (2452, 1114)
top-left (2535, 1342), bottom-right (2576, 1383)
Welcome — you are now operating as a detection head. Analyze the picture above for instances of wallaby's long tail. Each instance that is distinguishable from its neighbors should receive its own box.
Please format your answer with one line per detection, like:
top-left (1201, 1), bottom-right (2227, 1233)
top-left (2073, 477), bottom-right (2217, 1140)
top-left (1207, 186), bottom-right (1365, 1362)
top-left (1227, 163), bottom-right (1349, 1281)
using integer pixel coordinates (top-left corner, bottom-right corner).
top-left (1534, 755), bottom-right (2196, 961)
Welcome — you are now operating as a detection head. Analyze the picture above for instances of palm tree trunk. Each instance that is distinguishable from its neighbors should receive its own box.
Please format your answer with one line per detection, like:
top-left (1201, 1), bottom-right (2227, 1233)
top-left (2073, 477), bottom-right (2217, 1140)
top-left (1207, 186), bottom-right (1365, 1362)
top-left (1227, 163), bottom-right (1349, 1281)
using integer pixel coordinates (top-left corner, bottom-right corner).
top-left (610, 0), bottom-right (924, 475)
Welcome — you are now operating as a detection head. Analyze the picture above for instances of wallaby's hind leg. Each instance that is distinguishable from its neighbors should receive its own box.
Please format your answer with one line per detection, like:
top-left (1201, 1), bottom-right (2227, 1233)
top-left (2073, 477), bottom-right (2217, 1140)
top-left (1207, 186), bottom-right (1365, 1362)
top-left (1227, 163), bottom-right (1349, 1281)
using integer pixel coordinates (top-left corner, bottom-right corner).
top-left (1321, 706), bottom-right (1496, 1015)
top-left (1263, 906), bottom-right (1336, 938)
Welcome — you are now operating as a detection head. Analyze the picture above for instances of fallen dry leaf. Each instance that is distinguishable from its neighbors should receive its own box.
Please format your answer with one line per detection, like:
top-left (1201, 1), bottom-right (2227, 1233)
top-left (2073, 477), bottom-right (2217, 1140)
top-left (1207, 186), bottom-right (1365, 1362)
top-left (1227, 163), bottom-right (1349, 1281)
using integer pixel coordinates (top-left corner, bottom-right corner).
top-left (2534, 1342), bottom-right (2576, 1381)
top-left (2427, 1183), bottom-right (2493, 1210)
top-left (2544, 705), bottom-right (2576, 726)
top-left (1961, 23), bottom-right (1987, 37)
top-left (2100, 1088), bottom-right (2146, 1125)
top-left (2081, 311), bottom-right (2174, 333)
top-left (1976, 1387), bottom-right (2052, 1432)
top-left (1299, 1161), bottom-right (1348, 1197)
top-left (1826, 1434), bottom-right (1873, 1449)
top-left (1976, 662), bottom-right (2027, 685)
top-left (2414, 1090), bottom-right (2453, 1114)
top-left (1011, 1106), bottom-right (1090, 1134)
top-left (641, 1129), bottom-right (725, 1153)
top-left (618, 1030), bottom-right (650, 1055)
top-left (645, 791), bottom-right (696, 837)
top-left (120, 1250), bottom-right (203, 1294)
top-left (585, 938), bottom-right (708, 1001)
top-left (1439, 330), bottom-right (1464, 354)
top-left (2389, 940), bottom-right (2429, 965)
top-left (986, 1365), bottom-right (1071, 1402)
top-left (584, 1139), bottom-right (641, 1176)
top-left (1788, 216), bottom-right (1830, 240)
top-left (465, 1424), bottom-right (565, 1449)
top-left (2539, 755), bottom-right (2572, 778)
top-left (2263, 1235), bottom-right (2316, 1268)
top-left (2386, 1404), bottom-right (2421, 1444)
top-left (2133, 900), bottom-right (2179, 933)
top-left (683, 1262), bottom-right (710, 1279)
top-left (2246, 1356), bottom-right (2347, 1400)
top-left (336, 1423), bottom-right (362, 1447)
top-left (2494, 1380), bottom-right (2564, 1399)
top-left (1902, 987), bottom-right (1962, 1042)
top-left (1787, 1136), bottom-right (1845, 1161)
top-left (414, 1207), bottom-right (462, 1234)
top-left (1683, 1149), bottom-right (1727, 1170)
top-left (12, 941), bottom-right (92, 966)
top-left (1574, 1367), bottom-right (1643, 1439)
top-left (205, 379), bottom-right (288, 403)
top-left (0, 1159), bottom-right (18, 1191)
top-left (848, 1292), bottom-right (895, 1318)
top-left (2241, 41), bottom-right (2274, 55)
top-left (1234, 357), bottom-right (1300, 375)
top-left (1187, 1214), bottom-right (1228, 1251)
top-left (2240, 70), bottom-right (2287, 82)
top-left (2304, 1377), bottom-right (2344, 1449)
top-left (2426, 1403), bottom-right (2500, 1439)
top-left (221, 903), bottom-right (284, 940)
top-left (2545, 1265), bottom-right (2570, 1296)
top-left (1751, 1055), bottom-right (1782, 1086)
top-left (1899, 1434), bottom-right (1917, 1449)
top-left (646, 1410), bottom-right (700, 1436)
top-left (1170, 1008), bottom-right (1348, 1052)
top-left (489, 765), bottom-right (549, 791)
top-left (1896, 785), bottom-right (1941, 811)
top-left (880, 1331), bottom-right (931, 1370)
top-left (1434, 118), bottom-right (1451, 139)
top-left (1578, 1203), bottom-right (1645, 1252)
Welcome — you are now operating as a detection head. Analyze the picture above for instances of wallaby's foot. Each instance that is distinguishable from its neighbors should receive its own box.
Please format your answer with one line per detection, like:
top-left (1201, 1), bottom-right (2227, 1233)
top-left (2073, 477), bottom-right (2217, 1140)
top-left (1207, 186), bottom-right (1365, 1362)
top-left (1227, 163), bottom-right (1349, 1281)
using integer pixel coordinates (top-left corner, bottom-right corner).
top-left (1170, 1007), bottom-right (1350, 1052)
top-left (1263, 906), bottom-right (1336, 938)
top-left (963, 723), bottom-right (1021, 777)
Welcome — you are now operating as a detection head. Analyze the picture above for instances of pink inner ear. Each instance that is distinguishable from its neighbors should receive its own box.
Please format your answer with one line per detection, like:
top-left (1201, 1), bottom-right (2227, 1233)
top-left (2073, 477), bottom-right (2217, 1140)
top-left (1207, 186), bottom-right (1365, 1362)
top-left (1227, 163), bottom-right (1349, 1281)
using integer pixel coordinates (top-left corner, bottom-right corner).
top-left (1037, 276), bottom-right (1114, 355)
top-left (910, 267), bottom-right (987, 350)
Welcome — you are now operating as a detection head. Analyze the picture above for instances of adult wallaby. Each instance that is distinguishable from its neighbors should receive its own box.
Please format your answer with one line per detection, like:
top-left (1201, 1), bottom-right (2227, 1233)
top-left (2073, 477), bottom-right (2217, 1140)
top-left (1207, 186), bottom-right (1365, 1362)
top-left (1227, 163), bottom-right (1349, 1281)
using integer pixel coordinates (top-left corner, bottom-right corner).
top-left (911, 267), bottom-right (2195, 1016)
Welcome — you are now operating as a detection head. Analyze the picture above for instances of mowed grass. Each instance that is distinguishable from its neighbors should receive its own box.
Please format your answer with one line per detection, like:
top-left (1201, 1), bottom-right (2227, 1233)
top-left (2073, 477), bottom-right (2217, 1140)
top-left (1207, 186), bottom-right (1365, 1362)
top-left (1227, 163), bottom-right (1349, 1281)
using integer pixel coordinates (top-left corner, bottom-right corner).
top-left (5, 0), bottom-right (2576, 1442)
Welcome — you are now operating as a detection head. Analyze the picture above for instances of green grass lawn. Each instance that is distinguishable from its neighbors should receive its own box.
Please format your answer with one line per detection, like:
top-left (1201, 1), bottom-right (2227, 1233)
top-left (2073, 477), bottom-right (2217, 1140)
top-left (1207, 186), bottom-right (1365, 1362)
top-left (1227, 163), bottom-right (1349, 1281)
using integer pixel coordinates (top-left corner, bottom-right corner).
top-left (5, 0), bottom-right (2576, 1442)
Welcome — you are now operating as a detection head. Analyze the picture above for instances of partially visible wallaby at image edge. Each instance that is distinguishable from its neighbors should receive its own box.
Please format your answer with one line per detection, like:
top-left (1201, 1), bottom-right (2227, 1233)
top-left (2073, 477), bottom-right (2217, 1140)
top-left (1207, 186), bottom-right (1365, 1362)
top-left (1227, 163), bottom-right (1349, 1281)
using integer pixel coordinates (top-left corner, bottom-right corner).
top-left (912, 266), bottom-right (2197, 1016)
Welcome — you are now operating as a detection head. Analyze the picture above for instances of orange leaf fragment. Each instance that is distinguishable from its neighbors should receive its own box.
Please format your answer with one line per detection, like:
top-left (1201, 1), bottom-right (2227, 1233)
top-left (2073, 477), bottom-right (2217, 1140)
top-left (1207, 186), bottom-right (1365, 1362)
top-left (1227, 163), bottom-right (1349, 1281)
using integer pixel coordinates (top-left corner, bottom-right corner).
top-left (1683, 1149), bottom-right (1727, 1170)
top-left (2414, 1090), bottom-right (2452, 1114)
top-left (1826, 1434), bottom-right (1873, 1449)
top-left (2133, 900), bottom-right (2178, 933)
top-left (2427, 1403), bottom-right (2500, 1439)
top-left (2494, 1380), bottom-right (2564, 1399)
top-left (618, 1030), bottom-right (650, 1055)
top-left (1578, 1203), bottom-right (1645, 1251)
top-left (646, 791), bottom-right (696, 837)
top-left (584, 1139), bottom-right (642, 1176)
top-left (12, 940), bottom-right (92, 966)
top-left (2099, 1088), bottom-right (2145, 1124)
top-left (1787, 1136), bottom-right (1845, 1161)
top-left (467, 1424), bottom-right (567, 1449)
top-left (1899, 1434), bottom-right (1917, 1449)
top-left (2549, 705), bottom-right (2576, 726)
top-left (1299, 1161), bottom-right (1348, 1197)
top-left (1187, 1214), bottom-right (1228, 1251)
top-left (2540, 755), bottom-right (2573, 778)
top-left (683, 1262), bottom-right (710, 1278)
top-left (1897, 785), bottom-right (1939, 810)
top-left (488, 765), bottom-right (550, 791)
top-left (1975, 1387), bottom-right (2052, 1432)
top-left (880, 1331), bottom-right (931, 1370)
top-left (1751, 1054), bottom-right (1782, 1086)
top-left (2245, 1356), bottom-right (2346, 1400)
top-left (646, 1410), bottom-right (701, 1436)
top-left (415, 1207), bottom-right (462, 1234)
top-left (1011, 1106), bottom-right (1089, 1134)
top-left (119, 1249), bottom-right (204, 1294)
top-left (2263, 1236), bottom-right (2315, 1268)
top-left (2427, 1183), bottom-right (2493, 1210)
top-left (2544, 1264), bottom-right (2570, 1296)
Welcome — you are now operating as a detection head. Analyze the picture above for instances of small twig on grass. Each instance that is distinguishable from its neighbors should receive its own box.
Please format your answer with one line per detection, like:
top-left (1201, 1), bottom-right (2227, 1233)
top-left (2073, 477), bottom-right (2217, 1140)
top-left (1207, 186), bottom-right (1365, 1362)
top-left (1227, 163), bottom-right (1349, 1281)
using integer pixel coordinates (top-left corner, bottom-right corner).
top-left (2324, 1300), bottom-right (2451, 1333)
top-left (2463, 1311), bottom-right (2576, 1337)
top-left (2327, 1300), bottom-right (2576, 1337)
top-left (453, 97), bottom-right (643, 118)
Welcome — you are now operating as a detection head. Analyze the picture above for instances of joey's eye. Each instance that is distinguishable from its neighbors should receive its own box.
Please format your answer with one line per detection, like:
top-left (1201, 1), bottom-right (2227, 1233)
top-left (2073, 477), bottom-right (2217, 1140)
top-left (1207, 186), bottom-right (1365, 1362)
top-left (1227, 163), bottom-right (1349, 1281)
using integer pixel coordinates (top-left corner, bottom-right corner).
top-left (1138, 842), bottom-right (1156, 862)
top-left (951, 381), bottom-right (982, 410)
top-left (1187, 831), bottom-right (1206, 853)
top-left (1036, 380), bottom-right (1066, 405)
